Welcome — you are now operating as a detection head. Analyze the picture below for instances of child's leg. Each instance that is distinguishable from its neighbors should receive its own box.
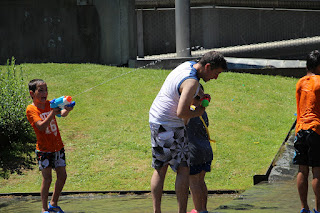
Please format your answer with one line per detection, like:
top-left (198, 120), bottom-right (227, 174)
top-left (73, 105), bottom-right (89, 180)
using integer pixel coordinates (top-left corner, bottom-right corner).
top-left (41, 167), bottom-right (52, 212)
top-left (200, 171), bottom-right (208, 211)
top-left (297, 165), bottom-right (310, 210)
top-left (50, 166), bottom-right (67, 206)
top-left (312, 167), bottom-right (320, 211)
top-left (189, 170), bottom-right (207, 212)
top-left (189, 173), bottom-right (202, 211)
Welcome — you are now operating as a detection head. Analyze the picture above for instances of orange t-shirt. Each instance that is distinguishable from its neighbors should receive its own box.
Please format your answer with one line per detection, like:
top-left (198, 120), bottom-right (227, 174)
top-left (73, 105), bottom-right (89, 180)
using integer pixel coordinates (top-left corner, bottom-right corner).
top-left (26, 100), bottom-right (64, 152)
top-left (296, 75), bottom-right (320, 135)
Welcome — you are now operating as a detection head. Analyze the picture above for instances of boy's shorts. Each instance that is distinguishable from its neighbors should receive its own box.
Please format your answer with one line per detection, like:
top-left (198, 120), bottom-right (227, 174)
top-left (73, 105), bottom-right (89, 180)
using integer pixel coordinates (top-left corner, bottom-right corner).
top-left (36, 148), bottom-right (66, 170)
top-left (190, 161), bottom-right (212, 175)
top-left (150, 123), bottom-right (190, 172)
top-left (293, 129), bottom-right (320, 167)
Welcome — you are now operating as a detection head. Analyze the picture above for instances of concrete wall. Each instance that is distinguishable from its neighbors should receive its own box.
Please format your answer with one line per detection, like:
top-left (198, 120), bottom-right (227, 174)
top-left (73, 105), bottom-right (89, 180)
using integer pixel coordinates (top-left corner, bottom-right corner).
top-left (0, 6), bottom-right (100, 64)
top-left (0, 0), bottom-right (136, 65)
top-left (94, 0), bottom-right (136, 65)
top-left (138, 6), bottom-right (320, 59)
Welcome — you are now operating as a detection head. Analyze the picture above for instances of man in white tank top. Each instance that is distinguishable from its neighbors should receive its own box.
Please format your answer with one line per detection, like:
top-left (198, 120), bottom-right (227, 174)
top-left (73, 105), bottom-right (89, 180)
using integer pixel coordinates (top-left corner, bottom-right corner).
top-left (149, 51), bottom-right (227, 213)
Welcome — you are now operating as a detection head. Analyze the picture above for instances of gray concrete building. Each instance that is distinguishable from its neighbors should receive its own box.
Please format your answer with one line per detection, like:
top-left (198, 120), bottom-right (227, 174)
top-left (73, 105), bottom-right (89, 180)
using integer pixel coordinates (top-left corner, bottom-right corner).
top-left (0, 0), bottom-right (136, 65)
top-left (1, 0), bottom-right (320, 65)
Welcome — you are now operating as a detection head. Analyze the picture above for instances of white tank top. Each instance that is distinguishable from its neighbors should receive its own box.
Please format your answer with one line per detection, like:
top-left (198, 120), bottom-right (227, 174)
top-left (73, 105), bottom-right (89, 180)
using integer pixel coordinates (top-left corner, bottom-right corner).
top-left (149, 61), bottom-right (200, 127)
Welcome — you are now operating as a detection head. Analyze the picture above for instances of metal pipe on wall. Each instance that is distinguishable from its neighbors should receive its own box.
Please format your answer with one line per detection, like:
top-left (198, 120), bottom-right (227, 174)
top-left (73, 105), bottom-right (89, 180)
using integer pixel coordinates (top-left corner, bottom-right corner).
top-left (195, 36), bottom-right (320, 59)
top-left (135, 0), bottom-right (320, 10)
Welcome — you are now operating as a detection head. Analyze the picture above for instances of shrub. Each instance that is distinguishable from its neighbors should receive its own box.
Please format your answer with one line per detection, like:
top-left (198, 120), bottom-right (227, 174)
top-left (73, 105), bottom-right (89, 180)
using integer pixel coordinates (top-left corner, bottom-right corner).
top-left (0, 58), bottom-right (36, 179)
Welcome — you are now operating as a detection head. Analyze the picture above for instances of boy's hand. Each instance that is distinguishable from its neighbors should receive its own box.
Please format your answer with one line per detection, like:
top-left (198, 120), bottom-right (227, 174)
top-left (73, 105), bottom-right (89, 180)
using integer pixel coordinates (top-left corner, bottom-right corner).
top-left (52, 108), bottom-right (61, 116)
top-left (64, 106), bottom-right (74, 112)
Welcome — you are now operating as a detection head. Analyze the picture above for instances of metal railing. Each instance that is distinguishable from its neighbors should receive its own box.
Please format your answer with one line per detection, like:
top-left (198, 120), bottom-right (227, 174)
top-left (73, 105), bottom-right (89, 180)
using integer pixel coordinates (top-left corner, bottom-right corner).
top-left (136, 0), bottom-right (320, 10)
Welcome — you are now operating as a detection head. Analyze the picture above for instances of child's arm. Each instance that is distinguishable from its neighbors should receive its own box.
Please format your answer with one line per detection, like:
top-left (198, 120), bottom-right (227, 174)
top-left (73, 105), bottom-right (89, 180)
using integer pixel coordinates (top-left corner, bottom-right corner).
top-left (60, 106), bottom-right (74, 117)
top-left (34, 108), bottom-right (61, 131)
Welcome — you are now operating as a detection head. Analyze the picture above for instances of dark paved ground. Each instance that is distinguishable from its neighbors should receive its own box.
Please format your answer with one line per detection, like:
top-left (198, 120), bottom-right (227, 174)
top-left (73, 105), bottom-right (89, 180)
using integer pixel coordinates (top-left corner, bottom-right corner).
top-left (210, 131), bottom-right (317, 213)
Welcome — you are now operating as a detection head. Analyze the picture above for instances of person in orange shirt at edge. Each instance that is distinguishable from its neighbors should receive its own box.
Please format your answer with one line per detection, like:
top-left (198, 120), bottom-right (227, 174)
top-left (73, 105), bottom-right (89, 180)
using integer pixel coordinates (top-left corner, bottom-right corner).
top-left (26, 79), bottom-right (74, 213)
top-left (294, 50), bottom-right (320, 213)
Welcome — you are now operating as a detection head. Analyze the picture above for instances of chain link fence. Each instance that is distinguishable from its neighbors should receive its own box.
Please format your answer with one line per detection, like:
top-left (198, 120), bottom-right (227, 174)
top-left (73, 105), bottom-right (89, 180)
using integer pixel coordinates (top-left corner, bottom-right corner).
top-left (136, 1), bottom-right (320, 60)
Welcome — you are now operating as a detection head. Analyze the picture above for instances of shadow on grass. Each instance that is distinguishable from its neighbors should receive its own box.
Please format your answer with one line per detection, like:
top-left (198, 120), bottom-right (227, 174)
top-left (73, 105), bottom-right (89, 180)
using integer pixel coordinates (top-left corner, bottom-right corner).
top-left (0, 132), bottom-right (36, 179)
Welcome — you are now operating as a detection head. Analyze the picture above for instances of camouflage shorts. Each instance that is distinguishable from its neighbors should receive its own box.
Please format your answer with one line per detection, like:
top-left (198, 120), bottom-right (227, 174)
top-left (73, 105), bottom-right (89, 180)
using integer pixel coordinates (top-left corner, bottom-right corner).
top-left (150, 123), bottom-right (190, 172)
top-left (35, 148), bottom-right (66, 170)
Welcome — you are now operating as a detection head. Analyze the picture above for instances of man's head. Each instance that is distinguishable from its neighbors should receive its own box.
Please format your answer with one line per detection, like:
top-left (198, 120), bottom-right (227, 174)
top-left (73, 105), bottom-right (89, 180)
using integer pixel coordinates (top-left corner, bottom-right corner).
top-left (197, 51), bottom-right (227, 82)
top-left (307, 50), bottom-right (320, 74)
top-left (28, 79), bottom-right (48, 103)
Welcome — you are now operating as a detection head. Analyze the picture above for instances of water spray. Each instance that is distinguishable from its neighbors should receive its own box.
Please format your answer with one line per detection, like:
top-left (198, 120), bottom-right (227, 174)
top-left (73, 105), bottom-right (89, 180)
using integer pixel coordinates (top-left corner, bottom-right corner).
top-left (71, 45), bottom-right (207, 98)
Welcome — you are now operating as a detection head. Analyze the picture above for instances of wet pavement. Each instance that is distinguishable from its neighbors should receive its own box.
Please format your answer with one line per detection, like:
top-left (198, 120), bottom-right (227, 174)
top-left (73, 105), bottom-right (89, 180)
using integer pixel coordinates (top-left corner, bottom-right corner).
top-left (211, 179), bottom-right (303, 212)
top-left (0, 193), bottom-right (237, 213)
top-left (210, 129), bottom-right (315, 213)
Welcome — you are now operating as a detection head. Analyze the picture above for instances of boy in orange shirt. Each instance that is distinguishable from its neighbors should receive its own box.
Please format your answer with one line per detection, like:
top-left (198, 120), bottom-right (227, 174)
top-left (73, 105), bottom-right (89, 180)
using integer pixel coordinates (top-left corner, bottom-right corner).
top-left (294, 50), bottom-right (320, 213)
top-left (26, 79), bottom-right (73, 213)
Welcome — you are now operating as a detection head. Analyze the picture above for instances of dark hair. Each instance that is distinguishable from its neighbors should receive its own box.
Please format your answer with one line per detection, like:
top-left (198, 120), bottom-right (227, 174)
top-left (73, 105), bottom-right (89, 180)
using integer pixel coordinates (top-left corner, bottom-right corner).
top-left (28, 79), bottom-right (46, 93)
top-left (307, 50), bottom-right (320, 71)
top-left (199, 51), bottom-right (227, 70)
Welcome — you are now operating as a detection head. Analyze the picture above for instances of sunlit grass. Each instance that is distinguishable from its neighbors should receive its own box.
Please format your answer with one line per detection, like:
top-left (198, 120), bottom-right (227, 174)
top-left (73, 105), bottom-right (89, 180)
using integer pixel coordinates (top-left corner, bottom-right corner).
top-left (0, 63), bottom-right (298, 192)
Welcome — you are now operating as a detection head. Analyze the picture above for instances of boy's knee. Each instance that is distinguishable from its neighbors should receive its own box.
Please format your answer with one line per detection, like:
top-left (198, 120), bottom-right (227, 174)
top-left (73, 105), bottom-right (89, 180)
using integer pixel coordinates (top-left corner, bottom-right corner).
top-left (312, 167), bottom-right (320, 178)
top-left (299, 165), bottom-right (309, 174)
top-left (58, 172), bottom-right (67, 182)
top-left (43, 176), bottom-right (52, 184)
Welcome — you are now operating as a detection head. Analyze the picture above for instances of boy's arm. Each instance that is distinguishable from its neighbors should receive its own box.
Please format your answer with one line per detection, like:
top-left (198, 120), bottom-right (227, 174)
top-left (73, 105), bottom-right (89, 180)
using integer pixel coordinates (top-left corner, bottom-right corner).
top-left (34, 108), bottom-right (61, 131)
top-left (177, 79), bottom-right (205, 120)
top-left (296, 81), bottom-right (301, 120)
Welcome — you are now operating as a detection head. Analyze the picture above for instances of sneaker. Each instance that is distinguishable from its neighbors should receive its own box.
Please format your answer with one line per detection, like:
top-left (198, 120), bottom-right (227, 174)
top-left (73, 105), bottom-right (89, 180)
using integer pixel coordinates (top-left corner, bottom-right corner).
top-left (300, 208), bottom-right (311, 213)
top-left (188, 210), bottom-right (197, 213)
top-left (48, 202), bottom-right (64, 213)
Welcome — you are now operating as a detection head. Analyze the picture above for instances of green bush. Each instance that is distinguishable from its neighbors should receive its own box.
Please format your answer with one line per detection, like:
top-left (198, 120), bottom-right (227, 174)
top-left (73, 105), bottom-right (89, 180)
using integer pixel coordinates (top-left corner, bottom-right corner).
top-left (0, 58), bottom-right (36, 179)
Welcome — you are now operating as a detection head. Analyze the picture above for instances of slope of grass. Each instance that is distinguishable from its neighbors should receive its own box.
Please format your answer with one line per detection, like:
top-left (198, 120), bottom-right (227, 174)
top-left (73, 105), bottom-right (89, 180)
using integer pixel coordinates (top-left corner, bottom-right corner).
top-left (0, 63), bottom-right (298, 192)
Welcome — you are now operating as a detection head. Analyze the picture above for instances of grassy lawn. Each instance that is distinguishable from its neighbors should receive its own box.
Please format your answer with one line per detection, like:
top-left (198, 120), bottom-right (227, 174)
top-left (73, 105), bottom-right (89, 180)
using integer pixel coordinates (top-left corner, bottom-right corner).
top-left (0, 63), bottom-right (298, 193)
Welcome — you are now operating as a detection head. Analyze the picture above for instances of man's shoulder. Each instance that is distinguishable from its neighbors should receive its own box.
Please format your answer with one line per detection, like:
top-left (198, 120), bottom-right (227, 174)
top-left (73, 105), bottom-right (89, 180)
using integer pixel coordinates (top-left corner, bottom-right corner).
top-left (174, 61), bottom-right (195, 70)
top-left (171, 61), bottom-right (198, 78)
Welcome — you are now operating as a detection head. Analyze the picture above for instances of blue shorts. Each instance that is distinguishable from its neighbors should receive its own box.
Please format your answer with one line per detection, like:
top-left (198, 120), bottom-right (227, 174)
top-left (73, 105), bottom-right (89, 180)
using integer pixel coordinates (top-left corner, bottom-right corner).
top-left (293, 130), bottom-right (320, 167)
top-left (36, 148), bottom-right (66, 170)
top-left (190, 161), bottom-right (211, 175)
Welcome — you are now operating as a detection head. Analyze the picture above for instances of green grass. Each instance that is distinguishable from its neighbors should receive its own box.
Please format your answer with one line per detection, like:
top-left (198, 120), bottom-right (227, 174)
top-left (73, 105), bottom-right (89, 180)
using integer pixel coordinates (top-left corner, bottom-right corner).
top-left (0, 63), bottom-right (298, 193)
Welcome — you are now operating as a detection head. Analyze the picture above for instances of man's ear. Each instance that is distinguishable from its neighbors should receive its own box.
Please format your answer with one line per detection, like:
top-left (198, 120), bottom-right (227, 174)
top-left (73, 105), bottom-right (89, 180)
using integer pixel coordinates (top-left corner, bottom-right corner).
top-left (204, 63), bottom-right (211, 70)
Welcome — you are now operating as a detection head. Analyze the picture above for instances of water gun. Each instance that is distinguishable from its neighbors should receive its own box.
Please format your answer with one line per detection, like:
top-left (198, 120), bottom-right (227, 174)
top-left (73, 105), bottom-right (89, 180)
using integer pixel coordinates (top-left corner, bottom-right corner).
top-left (200, 95), bottom-right (211, 107)
top-left (50, 96), bottom-right (75, 117)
